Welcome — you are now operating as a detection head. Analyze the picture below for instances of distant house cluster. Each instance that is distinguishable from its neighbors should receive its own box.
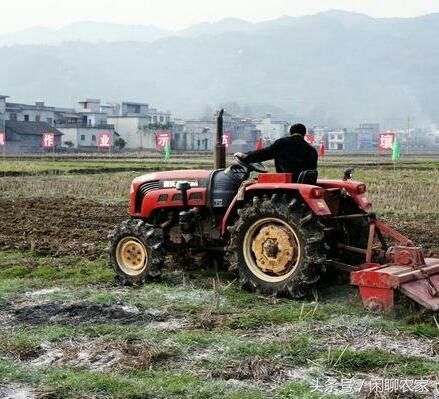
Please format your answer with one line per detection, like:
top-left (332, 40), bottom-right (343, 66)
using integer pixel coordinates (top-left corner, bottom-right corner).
top-left (0, 95), bottom-right (173, 152)
top-left (309, 123), bottom-right (439, 153)
top-left (1, 94), bottom-right (438, 153)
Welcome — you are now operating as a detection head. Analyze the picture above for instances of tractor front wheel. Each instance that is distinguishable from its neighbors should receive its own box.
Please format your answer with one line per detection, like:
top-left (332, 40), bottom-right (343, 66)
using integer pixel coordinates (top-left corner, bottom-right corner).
top-left (109, 219), bottom-right (164, 285)
top-left (227, 195), bottom-right (325, 298)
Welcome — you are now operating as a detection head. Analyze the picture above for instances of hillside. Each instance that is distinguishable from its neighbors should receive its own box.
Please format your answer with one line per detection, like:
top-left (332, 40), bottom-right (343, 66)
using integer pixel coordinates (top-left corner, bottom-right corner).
top-left (0, 10), bottom-right (438, 125)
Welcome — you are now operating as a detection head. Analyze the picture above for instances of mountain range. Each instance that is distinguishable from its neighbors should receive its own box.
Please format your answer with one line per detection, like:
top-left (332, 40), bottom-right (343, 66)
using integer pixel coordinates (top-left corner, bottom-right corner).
top-left (0, 10), bottom-right (438, 126)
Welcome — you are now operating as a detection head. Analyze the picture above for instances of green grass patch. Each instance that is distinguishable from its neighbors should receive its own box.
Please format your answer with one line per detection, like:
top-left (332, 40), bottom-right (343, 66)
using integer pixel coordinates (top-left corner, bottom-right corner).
top-left (227, 336), bottom-right (315, 363)
top-left (0, 359), bottom-right (260, 399)
top-left (0, 251), bottom-right (113, 295)
top-left (326, 348), bottom-right (439, 376)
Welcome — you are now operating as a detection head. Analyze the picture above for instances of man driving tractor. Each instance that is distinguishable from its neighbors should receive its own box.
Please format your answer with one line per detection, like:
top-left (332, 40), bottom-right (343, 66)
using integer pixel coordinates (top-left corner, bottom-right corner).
top-left (235, 123), bottom-right (318, 182)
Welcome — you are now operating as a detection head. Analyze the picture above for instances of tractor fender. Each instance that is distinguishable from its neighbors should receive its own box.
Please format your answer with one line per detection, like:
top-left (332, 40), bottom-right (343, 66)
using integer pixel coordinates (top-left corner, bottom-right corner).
top-left (220, 183), bottom-right (331, 236)
top-left (317, 179), bottom-right (372, 211)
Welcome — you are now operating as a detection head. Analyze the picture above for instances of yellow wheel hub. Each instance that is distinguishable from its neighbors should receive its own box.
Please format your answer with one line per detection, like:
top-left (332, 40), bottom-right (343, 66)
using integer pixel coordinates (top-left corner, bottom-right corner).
top-left (116, 237), bottom-right (148, 276)
top-left (243, 217), bottom-right (301, 283)
top-left (251, 225), bottom-right (296, 275)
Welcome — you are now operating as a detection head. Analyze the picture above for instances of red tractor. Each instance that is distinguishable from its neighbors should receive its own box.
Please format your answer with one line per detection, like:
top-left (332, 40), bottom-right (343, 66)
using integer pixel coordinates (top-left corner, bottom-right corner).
top-left (109, 111), bottom-right (439, 312)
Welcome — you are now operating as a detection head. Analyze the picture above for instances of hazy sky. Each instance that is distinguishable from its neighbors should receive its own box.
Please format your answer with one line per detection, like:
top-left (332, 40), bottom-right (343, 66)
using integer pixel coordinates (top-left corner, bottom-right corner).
top-left (1, 0), bottom-right (439, 33)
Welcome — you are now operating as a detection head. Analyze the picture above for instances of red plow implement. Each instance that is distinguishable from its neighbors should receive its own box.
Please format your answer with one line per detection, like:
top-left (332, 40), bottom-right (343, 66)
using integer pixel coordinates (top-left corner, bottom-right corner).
top-left (350, 216), bottom-right (439, 311)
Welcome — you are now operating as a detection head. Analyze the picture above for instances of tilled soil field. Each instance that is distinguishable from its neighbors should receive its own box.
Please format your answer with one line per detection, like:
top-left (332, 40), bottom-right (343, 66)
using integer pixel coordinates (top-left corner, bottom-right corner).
top-left (0, 198), bottom-right (127, 259)
top-left (1, 196), bottom-right (439, 398)
top-left (0, 198), bottom-right (438, 261)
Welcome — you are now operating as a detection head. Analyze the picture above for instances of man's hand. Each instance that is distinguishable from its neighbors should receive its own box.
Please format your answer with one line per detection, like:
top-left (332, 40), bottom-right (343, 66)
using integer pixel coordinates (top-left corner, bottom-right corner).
top-left (234, 152), bottom-right (246, 159)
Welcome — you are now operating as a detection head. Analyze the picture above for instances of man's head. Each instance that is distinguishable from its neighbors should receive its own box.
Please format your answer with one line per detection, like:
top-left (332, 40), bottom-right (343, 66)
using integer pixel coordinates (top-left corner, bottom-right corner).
top-left (290, 123), bottom-right (306, 136)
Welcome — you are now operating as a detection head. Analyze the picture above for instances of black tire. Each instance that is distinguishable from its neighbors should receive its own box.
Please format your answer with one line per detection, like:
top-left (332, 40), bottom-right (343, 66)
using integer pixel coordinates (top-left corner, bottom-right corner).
top-left (109, 219), bottom-right (164, 285)
top-left (226, 194), bottom-right (325, 298)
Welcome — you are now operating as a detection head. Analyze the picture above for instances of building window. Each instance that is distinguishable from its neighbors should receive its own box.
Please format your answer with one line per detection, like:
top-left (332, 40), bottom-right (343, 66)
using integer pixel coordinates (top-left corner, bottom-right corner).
top-left (24, 114), bottom-right (29, 121)
top-left (159, 116), bottom-right (164, 123)
top-left (92, 135), bottom-right (96, 141)
top-left (9, 112), bottom-right (17, 121)
top-left (35, 115), bottom-right (41, 122)
top-left (80, 135), bottom-right (85, 141)
top-left (47, 118), bottom-right (53, 125)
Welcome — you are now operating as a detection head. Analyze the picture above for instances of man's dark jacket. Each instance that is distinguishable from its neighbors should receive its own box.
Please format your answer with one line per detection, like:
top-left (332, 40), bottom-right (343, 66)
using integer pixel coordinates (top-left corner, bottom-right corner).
top-left (243, 134), bottom-right (318, 181)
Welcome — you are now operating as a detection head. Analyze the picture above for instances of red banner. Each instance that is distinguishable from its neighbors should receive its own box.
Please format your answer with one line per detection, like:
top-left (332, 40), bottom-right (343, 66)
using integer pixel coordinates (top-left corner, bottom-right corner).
top-left (98, 131), bottom-right (112, 148)
top-left (42, 132), bottom-right (55, 148)
top-left (222, 133), bottom-right (232, 148)
top-left (156, 131), bottom-right (171, 150)
top-left (378, 132), bottom-right (395, 151)
top-left (0, 133), bottom-right (5, 147)
top-left (304, 134), bottom-right (314, 145)
top-left (319, 137), bottom-right (325, 157)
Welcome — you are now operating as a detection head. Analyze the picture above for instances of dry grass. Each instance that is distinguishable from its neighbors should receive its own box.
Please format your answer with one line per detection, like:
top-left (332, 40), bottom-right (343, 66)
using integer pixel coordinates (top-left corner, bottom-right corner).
top-left (1, 166), bottom-right (438, 215)
top-left (0, 173), bottom-right (136, 202)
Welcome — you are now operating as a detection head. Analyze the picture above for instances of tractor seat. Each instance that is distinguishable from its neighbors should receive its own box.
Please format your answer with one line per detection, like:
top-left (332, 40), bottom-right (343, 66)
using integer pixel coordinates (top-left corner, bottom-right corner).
top-left (296, 170), bottom-right (318, 185)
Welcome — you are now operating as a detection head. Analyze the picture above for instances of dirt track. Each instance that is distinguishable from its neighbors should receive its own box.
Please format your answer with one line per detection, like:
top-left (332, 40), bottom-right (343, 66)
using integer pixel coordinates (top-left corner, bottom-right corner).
top-left (0, 198), bottom-right (437, 260)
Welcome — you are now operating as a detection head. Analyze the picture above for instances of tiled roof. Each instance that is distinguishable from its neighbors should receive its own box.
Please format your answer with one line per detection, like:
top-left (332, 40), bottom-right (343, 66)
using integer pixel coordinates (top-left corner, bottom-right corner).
top-left (6, 121), bottom-right (63, 136)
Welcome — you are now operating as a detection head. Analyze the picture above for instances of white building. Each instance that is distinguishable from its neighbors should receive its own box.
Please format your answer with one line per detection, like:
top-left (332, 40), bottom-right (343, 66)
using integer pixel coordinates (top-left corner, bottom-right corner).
top-left (76, 99), bottom-right (108, 127)
top-left (0, 95), bottom-right (7, 132)
top-left (255, 114), bottom-right (288, 142)
top-left (6, 101), bottom-right (74, 126)
top-left (328, 130), bottom-right (345, 151)
top-left (100, 103), bottom-right (120, 117)
top-left (107, 101), bottom-right (172, 149)
top-left (107, 116), bottom-right (155, 149)
top-left (57, 99), bottom-right (115, 148)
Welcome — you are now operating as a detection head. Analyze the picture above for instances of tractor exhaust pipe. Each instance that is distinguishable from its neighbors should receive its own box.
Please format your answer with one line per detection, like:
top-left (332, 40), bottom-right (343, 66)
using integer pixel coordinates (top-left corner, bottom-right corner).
top-left (214, 109), bottom-right (226, 169)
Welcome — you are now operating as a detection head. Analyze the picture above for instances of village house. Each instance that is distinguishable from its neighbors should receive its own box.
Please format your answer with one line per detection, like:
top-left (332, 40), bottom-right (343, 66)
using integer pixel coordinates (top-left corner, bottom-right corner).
top-left (56, 99), bottom-right (116, 149)
top-left (0, 96), bottom-right (64, 152)
top-left (5, 120), bottom-right (63, 152)
top-left (255, 114), bottom-right (289, 143)
top-left (107, 101), bottom-right (172, 150)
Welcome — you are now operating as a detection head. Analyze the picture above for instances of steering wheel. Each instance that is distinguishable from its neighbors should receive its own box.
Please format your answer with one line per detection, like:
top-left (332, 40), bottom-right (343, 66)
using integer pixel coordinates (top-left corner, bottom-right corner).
top-left (234, 155), bottom-right (267, 173)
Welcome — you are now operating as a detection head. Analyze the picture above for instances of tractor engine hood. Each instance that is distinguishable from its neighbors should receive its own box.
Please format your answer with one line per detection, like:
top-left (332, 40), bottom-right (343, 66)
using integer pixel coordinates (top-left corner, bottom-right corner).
top-left (132, 169), bottom-right (211, 188)
top-left (129, 170), bottom-right (212, 215)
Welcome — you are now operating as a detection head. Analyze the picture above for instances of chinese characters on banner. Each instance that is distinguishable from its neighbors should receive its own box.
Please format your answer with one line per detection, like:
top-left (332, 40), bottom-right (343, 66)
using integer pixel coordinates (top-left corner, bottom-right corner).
top-left (42, 132), bottom-right (55, 148)
top-left (0, 133), bottom-right (5, 147)
top-left (222, 133), bottom-right (232, 149)
top-left (98, 131), bottom-right (112, 148)
top-left (304, 134), bottom-right (314, 145)
top-left (156, 131), bottom-right (171, 150)
top-left (378, 132), bottom-right (395, 151)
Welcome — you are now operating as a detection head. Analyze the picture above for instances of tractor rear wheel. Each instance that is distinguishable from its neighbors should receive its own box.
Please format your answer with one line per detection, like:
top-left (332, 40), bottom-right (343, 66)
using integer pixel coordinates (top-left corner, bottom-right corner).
top-left (109, 219), bottom-right (164, 285)
top-left (226, 195), bottom-right (325, 298)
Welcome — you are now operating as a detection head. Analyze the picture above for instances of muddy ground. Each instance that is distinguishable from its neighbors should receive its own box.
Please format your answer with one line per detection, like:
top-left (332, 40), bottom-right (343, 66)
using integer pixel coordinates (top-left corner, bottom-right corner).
top-left (0, 198), bottom-right (437, 261)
